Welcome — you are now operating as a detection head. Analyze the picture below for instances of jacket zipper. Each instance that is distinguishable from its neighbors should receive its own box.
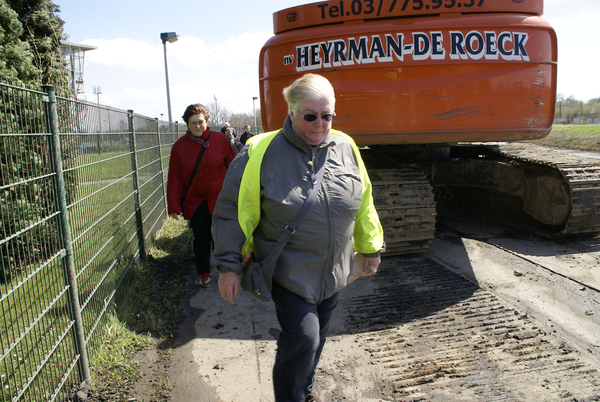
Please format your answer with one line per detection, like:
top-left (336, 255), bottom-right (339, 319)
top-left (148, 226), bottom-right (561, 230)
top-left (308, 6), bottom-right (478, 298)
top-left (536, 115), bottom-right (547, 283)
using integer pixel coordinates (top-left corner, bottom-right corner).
top-left (310, 146), bottom-right (317, 183)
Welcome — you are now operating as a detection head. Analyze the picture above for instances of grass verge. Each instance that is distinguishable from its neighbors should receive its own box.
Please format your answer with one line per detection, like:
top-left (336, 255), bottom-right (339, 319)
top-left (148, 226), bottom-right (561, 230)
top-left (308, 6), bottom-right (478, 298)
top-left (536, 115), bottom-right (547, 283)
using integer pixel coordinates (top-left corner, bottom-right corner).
top-left (528, 124), bottom-right (600, 152)
top-left (71, 216), bottom-right (193, 401)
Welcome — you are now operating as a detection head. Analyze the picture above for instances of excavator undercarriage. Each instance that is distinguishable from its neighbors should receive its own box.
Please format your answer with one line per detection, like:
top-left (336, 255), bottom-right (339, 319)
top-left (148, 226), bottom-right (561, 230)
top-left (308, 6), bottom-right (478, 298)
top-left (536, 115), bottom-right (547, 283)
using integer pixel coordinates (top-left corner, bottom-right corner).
top-left (363, 143), bottom-right (600, 255)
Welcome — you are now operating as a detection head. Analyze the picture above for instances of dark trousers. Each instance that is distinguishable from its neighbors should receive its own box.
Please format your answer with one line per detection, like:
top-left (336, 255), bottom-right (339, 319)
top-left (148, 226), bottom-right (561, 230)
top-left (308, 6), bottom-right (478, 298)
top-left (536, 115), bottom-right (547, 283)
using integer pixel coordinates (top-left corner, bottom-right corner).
top-left (190, 201), bottom-right (212, 275)
top-left (271, 281), bottom-right (339, 402)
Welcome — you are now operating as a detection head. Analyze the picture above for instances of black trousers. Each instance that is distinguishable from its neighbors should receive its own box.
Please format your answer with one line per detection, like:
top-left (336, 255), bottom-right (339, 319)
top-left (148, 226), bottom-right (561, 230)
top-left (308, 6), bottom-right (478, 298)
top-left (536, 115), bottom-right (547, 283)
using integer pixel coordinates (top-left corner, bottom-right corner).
top-left (190, 201), bottom-right (212, 275)
top-left (271, 281), bottom-right (339, 402)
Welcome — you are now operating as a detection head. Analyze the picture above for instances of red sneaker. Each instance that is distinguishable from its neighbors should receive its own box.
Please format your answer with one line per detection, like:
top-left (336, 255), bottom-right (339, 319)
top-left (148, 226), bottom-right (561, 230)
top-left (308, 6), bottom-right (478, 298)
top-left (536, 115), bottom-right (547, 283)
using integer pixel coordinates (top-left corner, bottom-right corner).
top-left (199, 272), bottom-right (212, 288)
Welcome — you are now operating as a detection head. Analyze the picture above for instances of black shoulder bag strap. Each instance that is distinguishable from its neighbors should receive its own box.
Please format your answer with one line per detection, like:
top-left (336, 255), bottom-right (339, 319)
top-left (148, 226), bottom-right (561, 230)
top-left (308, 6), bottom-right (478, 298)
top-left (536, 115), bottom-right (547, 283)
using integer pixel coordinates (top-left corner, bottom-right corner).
top-left (181, 132), bottom-right (211, 209)
top-left (260, 146), bottom-right (330, 271)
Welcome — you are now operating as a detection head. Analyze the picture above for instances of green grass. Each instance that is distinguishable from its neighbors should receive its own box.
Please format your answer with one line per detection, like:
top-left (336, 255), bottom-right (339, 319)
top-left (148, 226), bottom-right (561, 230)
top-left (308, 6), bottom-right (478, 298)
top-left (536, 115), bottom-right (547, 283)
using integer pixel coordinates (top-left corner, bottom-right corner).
top-left (88, 315), bottom-right (151, 393)
top-left (528, 124), bottom-right (600, 152)
top-left (75, 216), bottom-right (193, 401)
top-left (77, 151), bottom-right (134, 182)
top-left (70, 180), bottom-right (134, 235)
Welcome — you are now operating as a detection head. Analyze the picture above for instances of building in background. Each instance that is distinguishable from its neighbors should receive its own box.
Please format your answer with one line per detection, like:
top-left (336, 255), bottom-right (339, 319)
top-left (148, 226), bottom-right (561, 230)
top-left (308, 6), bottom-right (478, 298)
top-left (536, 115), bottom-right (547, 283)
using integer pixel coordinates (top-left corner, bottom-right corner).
top-left (60, 41), bottom-right (97, 99)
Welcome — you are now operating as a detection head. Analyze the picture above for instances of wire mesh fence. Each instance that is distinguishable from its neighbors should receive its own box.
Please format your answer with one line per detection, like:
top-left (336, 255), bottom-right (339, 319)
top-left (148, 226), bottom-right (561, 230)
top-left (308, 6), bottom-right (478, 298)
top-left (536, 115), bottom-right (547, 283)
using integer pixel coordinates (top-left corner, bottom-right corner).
top-left (0, 80), bottom-right (185, 401)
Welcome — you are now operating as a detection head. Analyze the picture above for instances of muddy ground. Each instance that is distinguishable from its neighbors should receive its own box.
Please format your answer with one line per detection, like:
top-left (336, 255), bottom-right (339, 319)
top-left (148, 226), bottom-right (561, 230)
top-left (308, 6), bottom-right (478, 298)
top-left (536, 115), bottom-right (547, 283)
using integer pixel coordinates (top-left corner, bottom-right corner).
top-left (130, 203), bottom-right (600, 402)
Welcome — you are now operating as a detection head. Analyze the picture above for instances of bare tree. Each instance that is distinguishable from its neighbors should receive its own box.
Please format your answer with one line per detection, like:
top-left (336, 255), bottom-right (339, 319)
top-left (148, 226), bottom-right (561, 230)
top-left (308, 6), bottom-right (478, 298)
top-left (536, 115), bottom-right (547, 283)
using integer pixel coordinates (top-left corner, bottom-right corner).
top-left (227, 109), bottom-right (263, 133)
top-left (227, 113), bottom-right (252, 129)
top-left (205, 100), bottom-right (263, 132)
top-left (206, 100), bottom-right (229, 127)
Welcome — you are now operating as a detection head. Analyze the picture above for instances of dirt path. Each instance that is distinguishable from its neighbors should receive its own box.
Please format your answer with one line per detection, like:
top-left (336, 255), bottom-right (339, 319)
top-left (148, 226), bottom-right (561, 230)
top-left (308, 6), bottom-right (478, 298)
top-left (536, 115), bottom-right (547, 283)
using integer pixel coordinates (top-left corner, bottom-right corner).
top-left (128, 143), bottom-right (600, 401)
top-left (139, 205), bottom-right (600, 402)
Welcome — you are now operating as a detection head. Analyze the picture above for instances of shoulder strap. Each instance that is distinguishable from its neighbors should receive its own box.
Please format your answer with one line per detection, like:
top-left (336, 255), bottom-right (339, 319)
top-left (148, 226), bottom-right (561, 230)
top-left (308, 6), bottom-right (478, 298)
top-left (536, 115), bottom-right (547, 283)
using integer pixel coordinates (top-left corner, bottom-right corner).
top-left (184, 132), bottom-right (211, 197)
top-left (261, 147), bottom-right (330, 271)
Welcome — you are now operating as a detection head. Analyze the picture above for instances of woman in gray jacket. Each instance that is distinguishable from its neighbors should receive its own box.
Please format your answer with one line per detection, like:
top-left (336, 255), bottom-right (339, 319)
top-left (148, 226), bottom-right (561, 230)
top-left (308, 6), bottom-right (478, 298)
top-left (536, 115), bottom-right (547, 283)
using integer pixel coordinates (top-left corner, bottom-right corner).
top-left (212, 73), bottom-right (384, 402)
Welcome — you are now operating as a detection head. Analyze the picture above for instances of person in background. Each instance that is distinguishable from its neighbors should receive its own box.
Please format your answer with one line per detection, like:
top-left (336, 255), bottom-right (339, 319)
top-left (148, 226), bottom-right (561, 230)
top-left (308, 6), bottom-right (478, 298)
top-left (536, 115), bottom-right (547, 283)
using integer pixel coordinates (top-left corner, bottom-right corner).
top-left (224, 126), bottom-right (243, 155)
top-left (240, 124), bottom-right (255, 145)
top-left (167, 104), bottom-right (235, 288)
top-left (221, 122), bottom-right (238, 139)
top-left (212, 73), bottom-right (384, 402)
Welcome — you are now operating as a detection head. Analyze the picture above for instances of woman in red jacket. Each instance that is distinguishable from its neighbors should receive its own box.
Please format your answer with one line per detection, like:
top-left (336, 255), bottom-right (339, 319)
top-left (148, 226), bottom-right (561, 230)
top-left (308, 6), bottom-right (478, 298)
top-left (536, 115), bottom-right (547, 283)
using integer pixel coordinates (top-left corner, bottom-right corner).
top-left (167, 104), bottom-right (235, 287)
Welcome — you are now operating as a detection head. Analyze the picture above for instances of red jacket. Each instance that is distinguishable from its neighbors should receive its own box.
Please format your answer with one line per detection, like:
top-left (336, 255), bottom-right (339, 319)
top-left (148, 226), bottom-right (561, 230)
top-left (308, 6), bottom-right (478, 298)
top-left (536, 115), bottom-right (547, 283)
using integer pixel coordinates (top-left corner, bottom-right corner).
top-left (167, 128), bottom-right (235, 219)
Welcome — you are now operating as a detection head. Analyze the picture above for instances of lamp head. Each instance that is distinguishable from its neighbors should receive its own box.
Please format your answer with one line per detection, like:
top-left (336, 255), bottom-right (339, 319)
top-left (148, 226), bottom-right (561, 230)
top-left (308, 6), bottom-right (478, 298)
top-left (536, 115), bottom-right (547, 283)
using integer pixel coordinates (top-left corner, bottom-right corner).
top-left (160, 32), bottom-right (179, 43)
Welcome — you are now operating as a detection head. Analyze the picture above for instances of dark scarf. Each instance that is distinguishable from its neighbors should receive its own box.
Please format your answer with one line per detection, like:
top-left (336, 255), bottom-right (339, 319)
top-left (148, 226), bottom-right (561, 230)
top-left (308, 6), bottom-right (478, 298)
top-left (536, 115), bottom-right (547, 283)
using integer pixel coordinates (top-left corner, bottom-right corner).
top-left (188, 129), bottom-right (211, 148)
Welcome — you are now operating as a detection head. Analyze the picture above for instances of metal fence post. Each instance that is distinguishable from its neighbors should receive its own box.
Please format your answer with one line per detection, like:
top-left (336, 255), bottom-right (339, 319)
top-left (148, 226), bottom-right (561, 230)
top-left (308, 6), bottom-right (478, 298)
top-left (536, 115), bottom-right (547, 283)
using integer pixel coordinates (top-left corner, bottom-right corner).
top-left (128, 110), bottom-right (146, 260)
top-left (156, 118), bottom-right (169, 218)
top-left (42, 85), bottom-right (92, 385)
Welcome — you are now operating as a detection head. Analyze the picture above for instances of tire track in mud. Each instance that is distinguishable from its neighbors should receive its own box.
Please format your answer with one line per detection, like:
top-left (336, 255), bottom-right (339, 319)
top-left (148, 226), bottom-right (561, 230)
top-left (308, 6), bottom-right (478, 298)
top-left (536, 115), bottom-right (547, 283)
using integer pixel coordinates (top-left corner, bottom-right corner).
top-left (341, 255), bottom-right (600, 401)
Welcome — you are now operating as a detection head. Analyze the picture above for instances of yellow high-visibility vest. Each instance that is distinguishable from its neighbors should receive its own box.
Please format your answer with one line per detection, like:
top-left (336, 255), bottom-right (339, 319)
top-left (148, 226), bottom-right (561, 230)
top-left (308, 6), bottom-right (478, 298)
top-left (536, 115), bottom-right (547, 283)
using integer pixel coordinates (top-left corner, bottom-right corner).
top-left (238, 129), bottom-right (384, 255)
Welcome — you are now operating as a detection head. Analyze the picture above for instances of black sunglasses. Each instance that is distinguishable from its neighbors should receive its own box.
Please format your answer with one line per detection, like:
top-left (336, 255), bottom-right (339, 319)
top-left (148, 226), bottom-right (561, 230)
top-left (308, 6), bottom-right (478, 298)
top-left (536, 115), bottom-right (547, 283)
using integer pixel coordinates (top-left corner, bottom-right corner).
top-left (301, 112), bottom-right (335, 122)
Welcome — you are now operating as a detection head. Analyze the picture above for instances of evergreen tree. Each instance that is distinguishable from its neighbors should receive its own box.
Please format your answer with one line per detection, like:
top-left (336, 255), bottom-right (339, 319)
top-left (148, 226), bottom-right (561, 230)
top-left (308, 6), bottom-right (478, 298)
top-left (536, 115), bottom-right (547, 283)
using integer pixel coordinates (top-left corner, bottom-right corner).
top-left (0, 0), bottom-right (38, 83)
top-left (1, 0), bottom-right (74, 277)
top-left (5, 0), bottom-right (70, 95)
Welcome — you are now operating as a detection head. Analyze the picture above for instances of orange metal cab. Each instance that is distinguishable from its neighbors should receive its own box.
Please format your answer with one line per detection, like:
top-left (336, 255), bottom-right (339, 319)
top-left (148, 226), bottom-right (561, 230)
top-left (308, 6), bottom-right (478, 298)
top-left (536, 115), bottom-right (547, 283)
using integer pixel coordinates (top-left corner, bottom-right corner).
top-left (259, 0), bottom-right (557, 146)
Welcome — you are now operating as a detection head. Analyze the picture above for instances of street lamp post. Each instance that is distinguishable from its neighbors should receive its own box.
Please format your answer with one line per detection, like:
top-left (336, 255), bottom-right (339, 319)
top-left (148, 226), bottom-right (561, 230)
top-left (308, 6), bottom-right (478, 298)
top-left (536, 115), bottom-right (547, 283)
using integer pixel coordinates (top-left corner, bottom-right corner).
top-left (252, 96), bottom-right (258, 131)
top-left (92, 86), bottom-right (102, 152)
top-left (160, 32), bottom-right (178, 123)
top-left (555, 94), bottom-right (564, 120)
top-left (214, 94), bottom-right (218, 125)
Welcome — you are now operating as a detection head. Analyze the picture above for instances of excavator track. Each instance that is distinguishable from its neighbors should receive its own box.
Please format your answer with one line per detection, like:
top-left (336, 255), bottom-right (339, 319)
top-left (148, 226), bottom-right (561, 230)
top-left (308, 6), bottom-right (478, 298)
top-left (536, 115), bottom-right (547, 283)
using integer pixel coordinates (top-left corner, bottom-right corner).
top-left (365, 143), bottom-right (599, 257)
top-left (496, 142), bottom-right (600, 235)
top-left (368, 167), bottom-right (437, 256)
top-left (435, 142), bottom-right (600, 237)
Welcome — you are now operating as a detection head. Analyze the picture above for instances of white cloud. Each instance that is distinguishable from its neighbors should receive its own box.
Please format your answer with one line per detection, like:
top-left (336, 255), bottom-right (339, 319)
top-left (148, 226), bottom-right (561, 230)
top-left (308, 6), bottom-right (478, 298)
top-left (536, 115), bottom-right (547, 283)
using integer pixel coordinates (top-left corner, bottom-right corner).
top-left (225, 31), bottom-right (273, 62)
top-left (168, 36), bottom-right (213, 67)
top-left (82, 38), bottom-right (163, 71)
top-left (543, 0), bottom-right (600, 22)
top-left (543, 0), bottom-right (600, 101)
top-left (78, 30), bottom-right (273, 119)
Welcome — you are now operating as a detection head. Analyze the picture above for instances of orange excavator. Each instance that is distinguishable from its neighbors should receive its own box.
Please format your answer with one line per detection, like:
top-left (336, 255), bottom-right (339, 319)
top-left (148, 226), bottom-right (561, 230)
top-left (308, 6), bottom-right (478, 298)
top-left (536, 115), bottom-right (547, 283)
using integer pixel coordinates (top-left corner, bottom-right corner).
top-left (259, 0), bottom-right (600, 255)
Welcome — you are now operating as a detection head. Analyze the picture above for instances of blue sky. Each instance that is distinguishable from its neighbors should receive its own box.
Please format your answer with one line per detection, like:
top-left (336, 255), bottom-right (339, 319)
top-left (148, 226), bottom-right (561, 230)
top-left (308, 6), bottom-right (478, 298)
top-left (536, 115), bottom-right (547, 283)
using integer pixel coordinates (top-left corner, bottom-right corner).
top-left (56, 0), bottom-right (600, 120)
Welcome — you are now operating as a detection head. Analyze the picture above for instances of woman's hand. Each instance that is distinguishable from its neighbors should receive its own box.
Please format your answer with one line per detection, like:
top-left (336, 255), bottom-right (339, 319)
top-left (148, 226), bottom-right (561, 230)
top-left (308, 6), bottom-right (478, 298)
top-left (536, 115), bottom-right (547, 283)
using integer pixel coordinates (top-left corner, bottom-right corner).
top-left (218, 271), bottom-right (240, 304)
top-left (170, 213), bottom-right (179, 220)
top-left (363, 255), bottom-right (381, 275)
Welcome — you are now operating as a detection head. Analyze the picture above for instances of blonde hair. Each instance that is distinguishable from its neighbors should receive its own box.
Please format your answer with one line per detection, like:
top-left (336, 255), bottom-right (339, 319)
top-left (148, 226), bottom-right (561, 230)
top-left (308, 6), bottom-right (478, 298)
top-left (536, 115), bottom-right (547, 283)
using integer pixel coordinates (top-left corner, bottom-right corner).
top-left (282, 73), bottom-right (335, 114)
